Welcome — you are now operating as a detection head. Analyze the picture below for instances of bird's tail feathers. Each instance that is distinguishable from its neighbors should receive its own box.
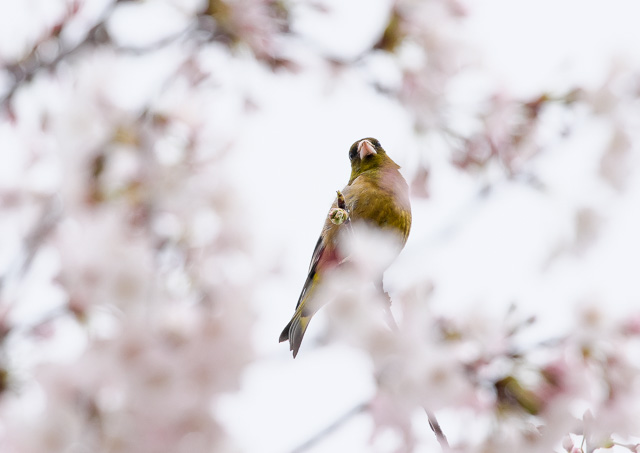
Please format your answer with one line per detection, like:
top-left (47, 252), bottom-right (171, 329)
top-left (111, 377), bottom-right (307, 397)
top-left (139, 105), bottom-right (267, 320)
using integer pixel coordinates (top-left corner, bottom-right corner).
top-left (279, 310), bottom-right (311, 358)
top-left (279, 320), bottom-right (292, 343)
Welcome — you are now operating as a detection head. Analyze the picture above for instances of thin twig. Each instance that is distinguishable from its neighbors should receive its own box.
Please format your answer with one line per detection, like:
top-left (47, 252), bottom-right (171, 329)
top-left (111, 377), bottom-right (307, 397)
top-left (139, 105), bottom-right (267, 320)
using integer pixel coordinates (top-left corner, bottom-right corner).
top-left (331, 189), bottom-right (451, 451)
top-left (375, 278), bottom-right (449, 450)
top-left (288, 401), bottom-right (368, 453)
top-left (335, 190), bottom-right (355, 237)
top-left (425, 409), bottom-right (450, 451)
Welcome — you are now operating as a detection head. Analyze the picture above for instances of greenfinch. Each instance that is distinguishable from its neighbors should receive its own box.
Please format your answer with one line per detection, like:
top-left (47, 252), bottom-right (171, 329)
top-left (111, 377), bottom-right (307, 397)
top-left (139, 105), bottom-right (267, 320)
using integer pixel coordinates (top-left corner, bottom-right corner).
top-left (279, 138), bottom-right (412, 357)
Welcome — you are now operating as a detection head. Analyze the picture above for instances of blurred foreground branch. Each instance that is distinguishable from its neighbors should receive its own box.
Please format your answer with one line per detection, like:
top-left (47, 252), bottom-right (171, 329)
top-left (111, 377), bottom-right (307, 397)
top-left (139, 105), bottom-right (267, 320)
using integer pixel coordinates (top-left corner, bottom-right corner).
top-left (426, 409), bottom-right (450, 451)
top-left (1, 1), bottom-right (114, 109)
top-left (289, 401), bottom-right (368, 453)
top-left (332, 190), bottom-right (450, 450)
top-left (288, 400), bottom-right (450, 453)
top-left (375, 280), bottom-right (450, 451)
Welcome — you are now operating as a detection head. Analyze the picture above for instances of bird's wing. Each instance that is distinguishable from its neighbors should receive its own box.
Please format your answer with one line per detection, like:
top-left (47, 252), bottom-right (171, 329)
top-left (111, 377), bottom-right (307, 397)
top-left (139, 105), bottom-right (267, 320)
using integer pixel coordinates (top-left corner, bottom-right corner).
top-left (295, 226), bottom-right (341, 311)
top-left (279, 198), bottom-right (343, 355)
top-left (308, 235), bottom-right (324, 274)
top-left (294, 235), bottom-right (324, 310)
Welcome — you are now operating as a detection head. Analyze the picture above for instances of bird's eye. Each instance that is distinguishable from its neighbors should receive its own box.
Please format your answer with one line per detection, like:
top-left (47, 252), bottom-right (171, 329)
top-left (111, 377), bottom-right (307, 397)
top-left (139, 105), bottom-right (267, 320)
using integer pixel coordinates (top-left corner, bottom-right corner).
top-left (372, 139), bottom-right (381, 148)
top-left (349, 147), bottom-right (357, 160)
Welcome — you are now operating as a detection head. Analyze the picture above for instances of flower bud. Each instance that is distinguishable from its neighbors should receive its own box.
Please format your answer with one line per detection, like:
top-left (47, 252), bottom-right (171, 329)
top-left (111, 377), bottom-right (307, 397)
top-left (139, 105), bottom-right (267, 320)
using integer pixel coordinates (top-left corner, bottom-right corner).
top-left (329, 208), bottom-right (349, 225)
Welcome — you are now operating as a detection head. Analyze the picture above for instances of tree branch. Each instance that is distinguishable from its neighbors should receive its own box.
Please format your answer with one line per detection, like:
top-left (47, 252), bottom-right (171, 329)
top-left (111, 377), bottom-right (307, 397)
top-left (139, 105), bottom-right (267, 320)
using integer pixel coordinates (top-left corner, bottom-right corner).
top-left (375, 278), bottom-right (450, 450)
top-left (288, 401), bottom-right (368, 453)
top-left (425, 409), bottom-right (450, 451)
top-left (1, 3), bottom-right (112, 109)
top-left (0, 0), bottom-right (210, 111)
top-left (330, 188), bottom-right (451, 451)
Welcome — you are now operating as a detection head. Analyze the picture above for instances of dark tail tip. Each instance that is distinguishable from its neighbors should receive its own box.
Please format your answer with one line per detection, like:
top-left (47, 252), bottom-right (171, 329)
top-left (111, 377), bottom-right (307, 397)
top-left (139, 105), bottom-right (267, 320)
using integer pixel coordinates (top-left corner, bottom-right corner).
top-left (279, 320), bottom-right (300, 358)
top-left (279, 320), bottom-right (291, 343)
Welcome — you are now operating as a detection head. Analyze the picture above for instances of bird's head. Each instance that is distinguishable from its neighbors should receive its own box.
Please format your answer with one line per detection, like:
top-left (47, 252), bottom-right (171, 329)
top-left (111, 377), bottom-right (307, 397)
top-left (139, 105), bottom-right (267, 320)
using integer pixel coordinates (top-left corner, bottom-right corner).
top-left (348, 137), bottom-right (391, 183)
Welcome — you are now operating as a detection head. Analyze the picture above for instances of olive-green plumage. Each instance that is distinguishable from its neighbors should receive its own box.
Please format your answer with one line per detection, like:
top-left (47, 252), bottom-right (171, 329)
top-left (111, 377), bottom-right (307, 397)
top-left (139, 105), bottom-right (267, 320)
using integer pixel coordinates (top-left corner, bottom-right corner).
top-left (279, 138), bottom-right (411, 357)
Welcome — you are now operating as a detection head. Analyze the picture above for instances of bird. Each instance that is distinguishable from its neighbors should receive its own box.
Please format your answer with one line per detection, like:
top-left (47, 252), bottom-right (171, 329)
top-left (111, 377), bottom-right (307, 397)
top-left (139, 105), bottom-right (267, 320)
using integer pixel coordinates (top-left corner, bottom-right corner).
top-left (279, 137), bottom-right (412, 357)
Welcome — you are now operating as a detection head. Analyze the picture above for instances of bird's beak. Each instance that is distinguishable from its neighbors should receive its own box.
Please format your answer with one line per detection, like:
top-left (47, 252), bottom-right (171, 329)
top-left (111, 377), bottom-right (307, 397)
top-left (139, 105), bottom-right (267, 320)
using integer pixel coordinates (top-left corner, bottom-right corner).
top-left (358, 139), bottom-right (377, 160)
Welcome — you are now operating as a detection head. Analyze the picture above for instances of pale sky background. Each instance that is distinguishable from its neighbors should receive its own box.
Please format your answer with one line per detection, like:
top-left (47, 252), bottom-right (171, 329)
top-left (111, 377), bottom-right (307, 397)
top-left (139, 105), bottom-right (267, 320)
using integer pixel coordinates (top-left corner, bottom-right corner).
top-left (216, 1), bottom-right (640, 452)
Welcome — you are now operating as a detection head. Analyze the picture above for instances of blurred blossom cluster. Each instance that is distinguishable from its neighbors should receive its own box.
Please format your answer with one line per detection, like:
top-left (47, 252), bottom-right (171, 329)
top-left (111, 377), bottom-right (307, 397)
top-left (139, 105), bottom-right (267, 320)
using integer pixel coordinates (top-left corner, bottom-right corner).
top-left (0, 0), bottom-right (260, 451)
top-left (327, 236), bottom-right (640, 451)
top-left (1, 0), bottom-right (640, 452)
